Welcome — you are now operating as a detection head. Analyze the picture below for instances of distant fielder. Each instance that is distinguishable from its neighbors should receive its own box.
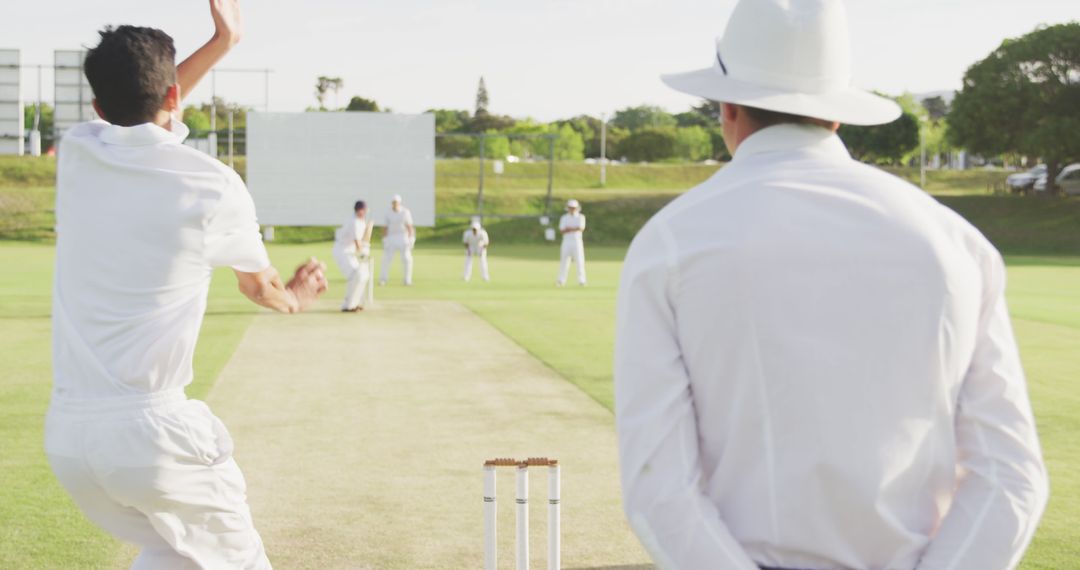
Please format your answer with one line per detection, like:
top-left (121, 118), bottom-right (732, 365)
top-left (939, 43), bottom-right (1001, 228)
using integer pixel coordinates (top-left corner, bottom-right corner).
top-left (462, 219), bottom-right (490, 282)
top-left (556, 199), bottom-right (587, 286)
top-left (380, 194), bottom-right (415, 286)
top-left (333, 200), bottom-right (373, 312)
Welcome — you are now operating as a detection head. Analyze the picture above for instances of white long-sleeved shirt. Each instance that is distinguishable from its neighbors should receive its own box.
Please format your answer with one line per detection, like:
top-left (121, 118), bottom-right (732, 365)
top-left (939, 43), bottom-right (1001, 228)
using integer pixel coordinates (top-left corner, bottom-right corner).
top-left (384, 207), bottom-right (414, 239)
top-left (559, 212), bottom-right (586, 245)
top-left (335, 215), bottom-right (368, 254)
top-left (614, 124), bottom-right (1048, 570)
top-left (50, 119), bottom-right (269, 401)
top-left (463, 227), bottom-right (490, 254)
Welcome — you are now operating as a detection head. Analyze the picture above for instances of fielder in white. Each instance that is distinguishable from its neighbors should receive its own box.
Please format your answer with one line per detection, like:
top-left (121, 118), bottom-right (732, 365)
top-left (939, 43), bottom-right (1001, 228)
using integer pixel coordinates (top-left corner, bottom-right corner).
top-left (615, 1), bottom-right (1047, 569)
top-left (379, 194), bottom-right (416, 286)
top-left (45, 3), bottom-right (328, 568)
top-left (463, 220), bottom-right (491, 282)
top-left (556, 199), bottom-right (587, 286)
top-left (334, 200), bottom-right (373, 312)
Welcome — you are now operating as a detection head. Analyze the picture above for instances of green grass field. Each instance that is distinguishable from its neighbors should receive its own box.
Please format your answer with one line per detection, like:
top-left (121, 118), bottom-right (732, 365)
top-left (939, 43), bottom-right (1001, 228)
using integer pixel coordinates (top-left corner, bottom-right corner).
top-left (1, 241), bottom-right (1077, 568)
top-left (2, 155), bottom-right (1078, 567)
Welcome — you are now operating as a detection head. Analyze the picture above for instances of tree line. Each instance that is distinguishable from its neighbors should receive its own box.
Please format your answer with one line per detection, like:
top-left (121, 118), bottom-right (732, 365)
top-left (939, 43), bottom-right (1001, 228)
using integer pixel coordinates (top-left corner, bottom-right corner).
top-left (20, 21), bottom-right (1075, 184)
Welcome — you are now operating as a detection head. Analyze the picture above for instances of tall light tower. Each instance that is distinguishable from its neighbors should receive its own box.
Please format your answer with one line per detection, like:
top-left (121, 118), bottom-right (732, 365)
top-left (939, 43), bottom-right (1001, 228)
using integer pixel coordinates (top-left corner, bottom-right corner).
top-left (600, 112), bottom-right (607, 187)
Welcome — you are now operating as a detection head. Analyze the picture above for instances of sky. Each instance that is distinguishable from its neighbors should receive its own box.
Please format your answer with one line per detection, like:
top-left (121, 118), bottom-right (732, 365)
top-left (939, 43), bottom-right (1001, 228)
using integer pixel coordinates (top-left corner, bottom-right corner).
top-left (3, 0), bottom-right (1077, 121)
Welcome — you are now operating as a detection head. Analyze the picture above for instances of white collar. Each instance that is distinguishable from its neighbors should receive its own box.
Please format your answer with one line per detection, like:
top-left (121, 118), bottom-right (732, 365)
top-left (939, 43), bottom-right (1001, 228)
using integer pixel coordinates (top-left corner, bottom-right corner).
top-left (732, 123), bottom-right (850, 162)
top-left (99, 118), bottom-right (190, 147)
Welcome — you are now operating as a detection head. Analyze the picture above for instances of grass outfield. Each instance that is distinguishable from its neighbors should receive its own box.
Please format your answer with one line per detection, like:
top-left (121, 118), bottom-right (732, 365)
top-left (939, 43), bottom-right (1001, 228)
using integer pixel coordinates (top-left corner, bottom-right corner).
top-left (0, 241), bottom-right (1076, 567)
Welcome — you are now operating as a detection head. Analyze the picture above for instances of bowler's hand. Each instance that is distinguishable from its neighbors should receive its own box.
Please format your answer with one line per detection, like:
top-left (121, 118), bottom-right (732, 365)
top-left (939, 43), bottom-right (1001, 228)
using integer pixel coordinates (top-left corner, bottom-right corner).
top-left (210, 0), bottom-right (243, 46)
top-left (286, 257), bottom-right (328, 312)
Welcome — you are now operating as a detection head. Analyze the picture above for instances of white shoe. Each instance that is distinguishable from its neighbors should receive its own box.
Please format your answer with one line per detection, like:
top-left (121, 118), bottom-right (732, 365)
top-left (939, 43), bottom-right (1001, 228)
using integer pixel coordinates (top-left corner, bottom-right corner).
top-left (555, 281), bottom-right (565, 287)
top-left (379, 280), bottom-right (387, 286)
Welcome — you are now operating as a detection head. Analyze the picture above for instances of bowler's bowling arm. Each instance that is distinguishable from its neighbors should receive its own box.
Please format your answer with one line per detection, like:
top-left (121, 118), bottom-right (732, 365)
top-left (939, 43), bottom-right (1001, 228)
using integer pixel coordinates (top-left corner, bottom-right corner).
top-left (177, 0), bottom-right (243, 102)
top-left (234, 258), bottom-right (328, 314)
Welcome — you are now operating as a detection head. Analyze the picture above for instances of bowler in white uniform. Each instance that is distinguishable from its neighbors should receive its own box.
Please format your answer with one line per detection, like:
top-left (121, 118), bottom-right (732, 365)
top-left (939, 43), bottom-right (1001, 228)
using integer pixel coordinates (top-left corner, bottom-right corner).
top-left (45, 5), bottom-right (328, 568)
top-left (556, 199), bottom-right (587, 286)
top-left (333, 200), bottom-right (372, 311)
top-left (462, 220), bottom-right (491, 282)
top-left (379, 194), bottom-right (415, 285)
top-left (615, 1), bottom-right (1048, 569)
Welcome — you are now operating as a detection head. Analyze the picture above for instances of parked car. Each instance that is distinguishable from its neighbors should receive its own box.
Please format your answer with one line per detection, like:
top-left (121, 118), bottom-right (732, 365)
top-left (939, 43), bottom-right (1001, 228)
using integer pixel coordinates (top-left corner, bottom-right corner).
top-left (1006, 164), bottom-right (1046, 193)
top-left (1033, 164), bottom-right (1080, 195)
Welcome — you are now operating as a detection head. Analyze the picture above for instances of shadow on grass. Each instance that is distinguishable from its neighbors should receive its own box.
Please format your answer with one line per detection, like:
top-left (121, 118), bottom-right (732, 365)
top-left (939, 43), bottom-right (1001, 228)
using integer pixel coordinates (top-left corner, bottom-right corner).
top-left (935, 195), bottom-right (1080, 257)
top-left (567, 566), bottom-right (655, 570)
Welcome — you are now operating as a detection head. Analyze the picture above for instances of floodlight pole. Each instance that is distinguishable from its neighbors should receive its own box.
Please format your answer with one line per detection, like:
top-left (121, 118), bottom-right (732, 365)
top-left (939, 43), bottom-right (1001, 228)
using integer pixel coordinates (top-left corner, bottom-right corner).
top-left (34, 65), bottom-right (41, 129)
top-left (477, 135), bottom-right (486, 219)
top-left (600, 112), bottom-right (607, 187)
top-left (227, 109), bottom-right (234, 168)
top-left (919, 118), bottom-right (926, 189)
top-left (545, 134), bottom-right (556, 216)
top-left (264, 69), bottom-right (270, 111)
top-left (210, 70), bottom-right (218, 156)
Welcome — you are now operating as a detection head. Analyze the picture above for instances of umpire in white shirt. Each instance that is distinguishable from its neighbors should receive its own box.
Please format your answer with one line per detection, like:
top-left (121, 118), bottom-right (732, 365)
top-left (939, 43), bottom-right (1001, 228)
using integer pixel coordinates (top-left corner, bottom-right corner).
top-left (557, 199), bottom-right (587, 286)
top-left (615, 1), bottom-right (1048, 569)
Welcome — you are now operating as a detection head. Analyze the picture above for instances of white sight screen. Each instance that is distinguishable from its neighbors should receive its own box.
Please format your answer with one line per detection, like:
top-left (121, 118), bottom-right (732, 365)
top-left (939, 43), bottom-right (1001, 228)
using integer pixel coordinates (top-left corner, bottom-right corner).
top-left (246, 112), bottom-right (435, 227)
top-left (0, 49), bottom-right (21, 155)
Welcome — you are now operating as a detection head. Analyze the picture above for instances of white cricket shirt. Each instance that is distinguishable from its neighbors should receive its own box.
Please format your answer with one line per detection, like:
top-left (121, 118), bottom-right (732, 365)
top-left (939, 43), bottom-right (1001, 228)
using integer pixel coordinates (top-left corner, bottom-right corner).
top-left (384, 207), bottom-right (414, 238)
top-left (615, 124), bottom-right (1048, 570)
top-left (462, 228), bottom-right (490, 254)
top-left (335, 215), bottom-right (367, 254)
top-left (559, 212), bottom-right (586, 245)
top-left (51, 119), bottom-right (270, 399)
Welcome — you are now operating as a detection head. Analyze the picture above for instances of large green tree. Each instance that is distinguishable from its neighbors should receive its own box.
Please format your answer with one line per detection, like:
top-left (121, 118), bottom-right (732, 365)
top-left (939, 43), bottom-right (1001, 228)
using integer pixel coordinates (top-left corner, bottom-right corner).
top-left (23, 103), bottom-right (55, 149)
top-left (194, 97), bottom-right (249, 129)
top-left (182, 107), bottom-right (211, 133)
top-left (345, 96), bottom-right (380, 112)
top-left (314, 76), bottom-right (343, 110)
top-left (475, 76), bottom-right (490, 116)
top-left (948, 22), bottom-right (1080, 192)
top-left (427, 109), bottom-right (470, 133)
top-left (554, 115), bottom-right (600, 157)
top-left (617, 128), bottom-right (677, 162)
top-left (611, 105), bottom-right (677, 131)
top-left (839, 105), bottom-right (920, 165)
top-left (674, 126), bottom-right (713, 161)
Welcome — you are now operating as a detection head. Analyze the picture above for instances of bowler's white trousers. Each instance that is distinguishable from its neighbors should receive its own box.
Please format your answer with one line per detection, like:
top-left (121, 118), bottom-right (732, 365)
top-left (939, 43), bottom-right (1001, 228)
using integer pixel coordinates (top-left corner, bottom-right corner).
top-left (463, 249), bottom-right (489, 281)
top-left (380, 236), bottom-right (413, 285)
top-left (557, 239), bottom-right (586, 285)
top-left (334, 248), bottom-right (370, 309)
top-left (45, 390), bottom-right (271, 570)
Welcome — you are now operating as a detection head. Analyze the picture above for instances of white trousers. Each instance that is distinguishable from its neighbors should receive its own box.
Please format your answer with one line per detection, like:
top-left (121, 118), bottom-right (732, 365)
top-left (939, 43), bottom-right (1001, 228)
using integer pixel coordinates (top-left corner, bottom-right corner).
top-left (380, 237), bottom-right (413, 285)
top-left (334, 249), bottom-right (370, 309)
top-left (45, 393), bottom-right (270, 570)
top-left (464, 249), bottom-right (489, 281)
top-left (558, 240), bottom-right (586, 285)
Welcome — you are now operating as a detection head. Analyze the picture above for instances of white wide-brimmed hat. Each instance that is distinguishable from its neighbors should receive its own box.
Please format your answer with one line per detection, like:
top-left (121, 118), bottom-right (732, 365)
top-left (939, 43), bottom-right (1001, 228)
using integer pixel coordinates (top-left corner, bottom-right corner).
top-left (661, 0), bottom-right (900, 126)
top-left (566, 199), bottom-right (580, 209)
top-left (392, 194), bottom-right (403, 203)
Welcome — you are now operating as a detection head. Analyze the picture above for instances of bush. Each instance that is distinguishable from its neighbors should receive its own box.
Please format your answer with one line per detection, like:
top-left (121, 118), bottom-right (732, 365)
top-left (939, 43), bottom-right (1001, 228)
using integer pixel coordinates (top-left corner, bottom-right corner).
top-left (617, 128), bottom-right (677, 162)
top-left (674, 127), bottom-right (713, 162)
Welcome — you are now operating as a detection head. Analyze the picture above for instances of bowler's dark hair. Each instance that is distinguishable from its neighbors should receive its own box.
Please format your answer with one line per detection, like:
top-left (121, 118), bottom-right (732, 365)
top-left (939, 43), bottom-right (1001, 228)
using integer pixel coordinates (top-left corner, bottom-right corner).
top-left (84, 25), bottom-right (177, 126)
top-left (741, 105), bottom-right (835, 129)
top-left (354, 200), bottom-right (367, 211)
